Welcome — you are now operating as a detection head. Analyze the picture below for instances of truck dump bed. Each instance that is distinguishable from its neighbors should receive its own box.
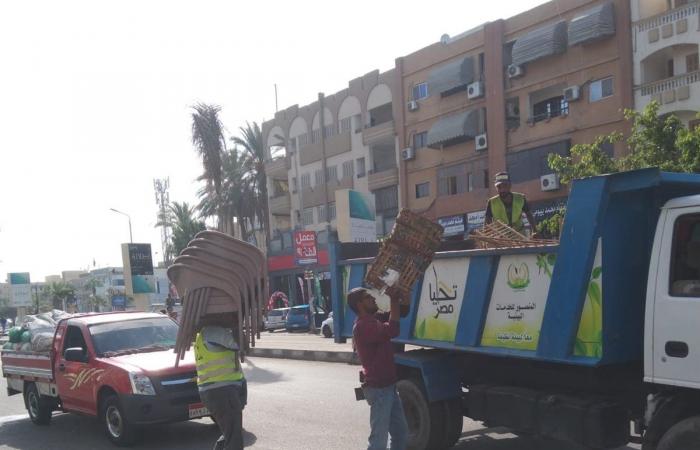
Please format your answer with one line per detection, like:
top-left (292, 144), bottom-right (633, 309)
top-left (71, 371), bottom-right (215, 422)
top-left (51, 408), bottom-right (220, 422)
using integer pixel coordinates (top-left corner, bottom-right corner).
top-left (330, 169), bottom-right (700, 367)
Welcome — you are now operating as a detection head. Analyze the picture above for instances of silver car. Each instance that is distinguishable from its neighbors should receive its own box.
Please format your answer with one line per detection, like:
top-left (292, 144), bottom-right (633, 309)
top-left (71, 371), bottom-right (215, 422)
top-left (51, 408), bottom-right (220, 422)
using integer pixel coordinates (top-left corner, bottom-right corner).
top-left (264, 307), bottom-right (289, 332)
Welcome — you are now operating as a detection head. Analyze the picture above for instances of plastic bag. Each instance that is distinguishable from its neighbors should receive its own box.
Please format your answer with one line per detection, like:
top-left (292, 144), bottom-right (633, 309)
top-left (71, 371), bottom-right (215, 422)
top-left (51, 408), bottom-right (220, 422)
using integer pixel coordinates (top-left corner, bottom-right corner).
top-left (31, 332), bottom-right (54, 353)
top-left (8, 327), bottom-right (23, 343)
top-left (20, 342), bottom-right (32, 352)
top-left (21, 330), bottom-right (31, 343)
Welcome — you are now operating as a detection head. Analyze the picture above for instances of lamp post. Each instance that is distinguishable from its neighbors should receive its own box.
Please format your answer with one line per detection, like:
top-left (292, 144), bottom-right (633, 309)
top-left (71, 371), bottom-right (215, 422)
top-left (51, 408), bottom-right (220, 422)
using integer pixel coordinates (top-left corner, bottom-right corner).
top-left (109, 208), bottom-right (133, 243)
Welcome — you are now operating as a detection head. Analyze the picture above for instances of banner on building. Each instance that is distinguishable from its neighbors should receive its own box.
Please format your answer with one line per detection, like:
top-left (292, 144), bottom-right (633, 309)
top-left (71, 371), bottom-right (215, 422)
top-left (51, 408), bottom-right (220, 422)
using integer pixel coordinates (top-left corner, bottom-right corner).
top-left (8, 272), bottom-right (31, 307)
top-left (294, 231), bottom-right (318, 265)
top-left (438, 215), bottom-right (466, 237)
top-left (122, 243), bottom-right (155, 295)
top-left (467, 210), bottom-right (486, 234)
top-left (335, 189), bottom-right (377, 243)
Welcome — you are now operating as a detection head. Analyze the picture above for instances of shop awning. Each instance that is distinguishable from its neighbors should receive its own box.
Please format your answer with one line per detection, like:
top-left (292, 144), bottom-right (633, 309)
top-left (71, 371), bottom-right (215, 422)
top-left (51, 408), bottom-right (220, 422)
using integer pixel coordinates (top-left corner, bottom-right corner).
top-left (427, 108), bottom-right (483, 148)
top-left (426, 56), bottom-right (474, 96)
top-left (568, 2), bottom-right (616, 47)
top-left (511, 21), bottom-right (568, 66)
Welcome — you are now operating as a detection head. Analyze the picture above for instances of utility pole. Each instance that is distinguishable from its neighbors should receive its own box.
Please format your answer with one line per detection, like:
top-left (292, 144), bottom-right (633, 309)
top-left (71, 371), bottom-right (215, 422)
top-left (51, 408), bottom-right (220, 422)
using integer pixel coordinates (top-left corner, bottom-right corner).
top-left (153, 178), bottom-right (170, 266)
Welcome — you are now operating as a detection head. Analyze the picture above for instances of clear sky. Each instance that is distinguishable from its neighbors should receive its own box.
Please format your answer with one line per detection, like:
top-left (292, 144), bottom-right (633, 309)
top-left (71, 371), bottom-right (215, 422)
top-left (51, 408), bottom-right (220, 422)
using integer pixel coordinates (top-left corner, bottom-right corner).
top-left (0, 0), bottom-right (547, 281)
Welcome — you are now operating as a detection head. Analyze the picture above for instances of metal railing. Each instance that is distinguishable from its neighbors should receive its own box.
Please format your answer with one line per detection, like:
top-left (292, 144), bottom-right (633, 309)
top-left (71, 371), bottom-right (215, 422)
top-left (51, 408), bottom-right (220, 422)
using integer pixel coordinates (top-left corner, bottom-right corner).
top-left (636, 2), bottom-right (699, 32)
top-left (639, 71), bottom-right (700, 96)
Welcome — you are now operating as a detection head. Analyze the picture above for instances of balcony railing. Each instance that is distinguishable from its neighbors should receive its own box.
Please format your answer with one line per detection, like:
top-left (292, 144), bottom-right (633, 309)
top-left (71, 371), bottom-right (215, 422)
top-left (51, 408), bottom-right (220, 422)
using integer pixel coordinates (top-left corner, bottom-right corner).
top-left (264, 156), bottom-right (290, 177)
top-left (636, 2), bottom-right (699, 32)
top-left (639, 71), bottom-right (700, 96)
top-left (362, 120), bottom-right (395, 146)
top-left (268, 193), bottom-right (291, 215)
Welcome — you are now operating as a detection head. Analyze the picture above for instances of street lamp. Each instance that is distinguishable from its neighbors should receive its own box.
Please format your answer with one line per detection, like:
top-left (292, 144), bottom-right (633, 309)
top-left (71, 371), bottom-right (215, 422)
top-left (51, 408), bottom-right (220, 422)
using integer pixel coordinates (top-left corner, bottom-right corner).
top-left (109, 208), bottom-right (133, 243)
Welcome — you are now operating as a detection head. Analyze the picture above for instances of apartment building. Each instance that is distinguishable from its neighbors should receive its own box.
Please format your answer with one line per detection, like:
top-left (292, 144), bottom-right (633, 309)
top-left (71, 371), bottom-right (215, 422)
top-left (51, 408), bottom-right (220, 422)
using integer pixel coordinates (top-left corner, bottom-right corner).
top-left (631, 0), bottom-right (700, 126)
top-left (262, 69), bottom-right (400, 303)
top-left (396, 0), bottom-right (634, 236)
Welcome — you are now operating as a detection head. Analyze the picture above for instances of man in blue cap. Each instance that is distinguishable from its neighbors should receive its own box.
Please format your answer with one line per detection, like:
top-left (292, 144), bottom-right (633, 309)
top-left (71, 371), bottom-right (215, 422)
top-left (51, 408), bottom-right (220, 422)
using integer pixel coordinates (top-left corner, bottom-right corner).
top-left (485, 171), bottom-right (537, 233)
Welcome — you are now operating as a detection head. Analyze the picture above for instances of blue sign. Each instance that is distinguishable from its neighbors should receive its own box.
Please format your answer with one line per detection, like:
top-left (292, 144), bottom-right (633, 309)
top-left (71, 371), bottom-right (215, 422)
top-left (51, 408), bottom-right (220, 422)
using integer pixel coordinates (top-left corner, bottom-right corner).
top-left (111, 295), bottom-right (126, 308)
top-left (438, 215), bottom-right (466, 237)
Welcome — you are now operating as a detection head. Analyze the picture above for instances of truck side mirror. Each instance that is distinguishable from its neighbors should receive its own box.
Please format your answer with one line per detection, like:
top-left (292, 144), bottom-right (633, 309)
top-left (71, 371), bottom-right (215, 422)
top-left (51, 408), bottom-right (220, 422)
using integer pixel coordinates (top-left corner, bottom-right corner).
top-left (64, 347), bottom-right (88, 363)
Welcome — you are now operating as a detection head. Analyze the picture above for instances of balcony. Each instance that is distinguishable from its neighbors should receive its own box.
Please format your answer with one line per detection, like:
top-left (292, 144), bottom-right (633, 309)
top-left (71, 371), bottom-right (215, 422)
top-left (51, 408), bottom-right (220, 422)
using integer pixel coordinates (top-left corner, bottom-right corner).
top-left (636, 70), bottom-right (700, 117)
top-left (264, 156), bottom-right (290, 179)
top-left (268, 193), bottom-right (291, 216)
top-left (634, 3), bottom-right (700, 60)
top-left (362, 120), bottom-right (395, 146)
top-left (368, 167), bottom-right (399, 191)
top-left (325, 130), bottom-right (352, 158)
top-left (299, 140), bottom-right (323, 166)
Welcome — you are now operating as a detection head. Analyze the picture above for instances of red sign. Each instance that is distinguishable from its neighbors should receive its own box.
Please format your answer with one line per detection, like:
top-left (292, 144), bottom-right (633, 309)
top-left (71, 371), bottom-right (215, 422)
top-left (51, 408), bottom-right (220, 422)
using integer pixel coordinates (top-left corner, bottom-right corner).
top-left (294, 231), bottom-right (318, 265)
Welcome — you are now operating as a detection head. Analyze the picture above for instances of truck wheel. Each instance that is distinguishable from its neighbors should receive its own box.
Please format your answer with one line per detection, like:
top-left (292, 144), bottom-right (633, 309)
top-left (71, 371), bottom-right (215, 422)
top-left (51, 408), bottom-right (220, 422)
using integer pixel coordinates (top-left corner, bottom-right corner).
top-left (25, 383), bottom-right (52, 426)
top-left (322, 325), bottom-right (332, 338)
top-left (100, 395), bottom-right (136, 446)
top-left (657, 416), bottom-right (700, 450)
top-left (444, 398), bottom-right (464, 448)
top-left (397, 379), bottom-right (447, 450)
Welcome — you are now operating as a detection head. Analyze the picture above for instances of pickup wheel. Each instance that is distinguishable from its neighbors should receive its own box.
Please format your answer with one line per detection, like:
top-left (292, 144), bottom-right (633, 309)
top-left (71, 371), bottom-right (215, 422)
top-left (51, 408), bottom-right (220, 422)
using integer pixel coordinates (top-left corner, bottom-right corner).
top-left (100, 395), bottom-right (136, 446)
top-left (657, 416), bottom-right (700, 450)
top-left (397, 378), bottom-right (447, 450)
top-left (25, 383), bottom-right (52, 425)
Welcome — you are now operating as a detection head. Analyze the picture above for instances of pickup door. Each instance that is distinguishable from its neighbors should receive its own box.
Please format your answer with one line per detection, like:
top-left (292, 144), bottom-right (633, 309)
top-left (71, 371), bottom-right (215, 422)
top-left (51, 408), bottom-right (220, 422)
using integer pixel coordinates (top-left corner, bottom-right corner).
top-left (653, 207), bottom-right (700, 388)
top-left (55, 324), bottom-right (98, 414)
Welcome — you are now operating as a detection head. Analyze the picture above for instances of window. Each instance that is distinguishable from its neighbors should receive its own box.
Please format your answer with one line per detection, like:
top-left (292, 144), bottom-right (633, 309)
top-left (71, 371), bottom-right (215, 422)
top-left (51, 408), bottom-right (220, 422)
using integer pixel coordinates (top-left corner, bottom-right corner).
top-left (415, 182), bottom-right (430, 199)
top-left (589, 77), bottom-right (614, 102)
top-left (314, 169), bottom-right (324, 186)
top-left (302, 208), bottom-right (314, 226)
top-left (329, 202), bottom-right (336, 221)
top-left (356, 157), bottom-right (366, 177)
top-left (374, 185), bottom-right (399, 213)
top-left (301, 173), bottom-right (311, 188)
top-left (317, 205), bottom-right (326, 222)
top-left (413, 131), bottom-right (428, 150)
top-left (532, 96), bottom-right (569, 122)
top-left (323, 124), bottom-right (335, 138)
top-left (438, 164), bottom-right (467, 196)
top-left (342, 160), bottom-right (354, 179)
top-left (63, 326), bottom-right (87, 355)
top-left (506, 139), bottom-right (570, 183)
top-left (412, 82), bottom-right (428, 100)
top-left (687, 53), bottom-right (699, 73)
top-left (467, 172), bottom-right (474, 192)
top-left (667, 59), bottom-right (675, 78)
top-left (326, 165), bottom-right (337, 182)
top-left (340, 117), bottom-right (352, 133)
top-left (669, 213), bottom-right (700, 297)
top-left (297, 134), bottom-right (308, 147)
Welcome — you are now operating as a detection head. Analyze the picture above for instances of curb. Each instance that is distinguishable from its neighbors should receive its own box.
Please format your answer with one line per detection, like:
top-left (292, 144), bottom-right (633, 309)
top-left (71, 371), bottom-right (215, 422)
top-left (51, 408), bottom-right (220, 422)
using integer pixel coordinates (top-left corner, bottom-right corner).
top-left (248, 347), bottom-right (359, 365)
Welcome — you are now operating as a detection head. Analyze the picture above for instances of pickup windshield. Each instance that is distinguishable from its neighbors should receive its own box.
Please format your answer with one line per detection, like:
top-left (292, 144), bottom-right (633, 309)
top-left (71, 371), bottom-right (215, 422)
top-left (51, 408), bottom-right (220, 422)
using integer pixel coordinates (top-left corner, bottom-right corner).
top-left (90, 317), bottom-right (178, 357)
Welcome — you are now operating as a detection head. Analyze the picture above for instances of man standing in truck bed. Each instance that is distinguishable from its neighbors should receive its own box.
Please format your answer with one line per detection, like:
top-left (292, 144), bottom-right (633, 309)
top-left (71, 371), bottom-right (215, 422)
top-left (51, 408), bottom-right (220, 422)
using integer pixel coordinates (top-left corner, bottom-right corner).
top-left (348, 286), bottom-right (408, 450)
top-left (485, 171), bottom-right (537, 233)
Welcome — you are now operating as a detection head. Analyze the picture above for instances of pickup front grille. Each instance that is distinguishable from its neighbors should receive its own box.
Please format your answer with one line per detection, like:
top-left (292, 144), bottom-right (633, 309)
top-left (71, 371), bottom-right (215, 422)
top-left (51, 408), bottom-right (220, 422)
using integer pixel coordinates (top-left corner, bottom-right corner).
top-left (157, 372), bottom-right (198, 394)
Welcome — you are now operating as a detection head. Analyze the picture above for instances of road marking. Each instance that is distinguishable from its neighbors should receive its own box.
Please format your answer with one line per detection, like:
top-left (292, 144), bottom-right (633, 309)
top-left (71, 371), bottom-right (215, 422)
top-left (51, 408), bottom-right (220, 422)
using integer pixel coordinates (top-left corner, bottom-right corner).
top-left (0, 414), bottom-right (29, 425)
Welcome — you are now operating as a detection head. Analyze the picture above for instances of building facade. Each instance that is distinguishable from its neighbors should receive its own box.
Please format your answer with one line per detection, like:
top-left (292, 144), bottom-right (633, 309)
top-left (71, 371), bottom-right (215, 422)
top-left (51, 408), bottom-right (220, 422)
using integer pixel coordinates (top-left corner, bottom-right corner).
top-left (631, 0), bottom-right (700, 126)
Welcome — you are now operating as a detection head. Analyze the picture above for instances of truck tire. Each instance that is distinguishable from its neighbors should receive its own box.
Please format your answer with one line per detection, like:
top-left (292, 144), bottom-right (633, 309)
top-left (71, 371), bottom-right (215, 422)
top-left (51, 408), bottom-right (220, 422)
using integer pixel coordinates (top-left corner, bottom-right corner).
top-left (100, 394), bottom-right (137, 446)
top-left (397, 378), bottom-right (447, 450)
top-left (656, 416), bottom-right (700, 450)
top-left (443, 398), bottom-right (464, 448)
top-left (24, 383), bottom-right (52, 426)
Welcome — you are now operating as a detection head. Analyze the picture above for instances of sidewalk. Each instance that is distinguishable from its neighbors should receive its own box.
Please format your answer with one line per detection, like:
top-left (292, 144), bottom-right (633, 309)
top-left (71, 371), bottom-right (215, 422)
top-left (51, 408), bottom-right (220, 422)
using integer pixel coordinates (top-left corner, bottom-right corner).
top-left (249, 331), bottom-right (358, 364)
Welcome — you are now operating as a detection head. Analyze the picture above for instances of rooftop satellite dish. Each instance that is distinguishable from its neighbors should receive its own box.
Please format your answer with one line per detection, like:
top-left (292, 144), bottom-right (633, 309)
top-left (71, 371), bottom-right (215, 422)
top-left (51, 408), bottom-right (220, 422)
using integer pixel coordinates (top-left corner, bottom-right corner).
top-left (440, 34), bottom-right (450, 45)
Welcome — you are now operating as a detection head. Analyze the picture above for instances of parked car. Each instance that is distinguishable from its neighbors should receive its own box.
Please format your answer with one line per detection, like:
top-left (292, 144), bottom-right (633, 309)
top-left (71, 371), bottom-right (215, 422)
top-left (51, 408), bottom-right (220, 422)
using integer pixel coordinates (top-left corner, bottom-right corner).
top-left (321, 312), bottom-right (334, 338)
top-left (264, 307), bottom-right (289, 332)
top-left (285, 305), bottom-right (327, 332)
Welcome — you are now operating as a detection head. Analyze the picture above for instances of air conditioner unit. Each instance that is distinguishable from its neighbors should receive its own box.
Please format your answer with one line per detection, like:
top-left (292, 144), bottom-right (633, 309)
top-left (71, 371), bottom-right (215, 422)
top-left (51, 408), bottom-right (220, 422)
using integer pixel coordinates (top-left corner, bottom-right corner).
top-left (507, 64), bottom-right (524, 79)
top-left (540, 173), bottom-right (560, 191)
top-left (407, 100), bottom-right (419, 112)
top-left (563, 85), bottom-right (580, 102)
top-left (475, 133), bottom-right (488, 151)
top-left (401, 147), bottom-right (416, 161)
top-left (467, 81), bottom-right (485, 99)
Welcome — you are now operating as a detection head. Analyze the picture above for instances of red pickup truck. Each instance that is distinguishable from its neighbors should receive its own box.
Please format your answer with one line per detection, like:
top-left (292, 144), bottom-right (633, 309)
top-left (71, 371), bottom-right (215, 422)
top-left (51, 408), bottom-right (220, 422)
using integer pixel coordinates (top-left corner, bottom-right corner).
top-left (1, 312), bottom-right (212, 446)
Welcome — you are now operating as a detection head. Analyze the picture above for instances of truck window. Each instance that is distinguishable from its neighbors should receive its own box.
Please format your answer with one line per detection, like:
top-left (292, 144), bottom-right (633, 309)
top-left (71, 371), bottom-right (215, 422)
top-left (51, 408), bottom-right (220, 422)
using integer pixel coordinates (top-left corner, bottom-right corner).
top-left (670, 213), bottom-right (700, 297)
top-left (63, 325), bottom-right (88, 355)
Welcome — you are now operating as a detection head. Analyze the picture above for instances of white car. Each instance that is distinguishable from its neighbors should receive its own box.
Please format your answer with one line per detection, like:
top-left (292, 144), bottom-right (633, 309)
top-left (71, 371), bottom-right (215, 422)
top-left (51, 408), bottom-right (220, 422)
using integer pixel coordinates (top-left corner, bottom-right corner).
top-left (321, 312), bottom-right (334, 338)
top-left (265, 307), bottom-right (289, 332)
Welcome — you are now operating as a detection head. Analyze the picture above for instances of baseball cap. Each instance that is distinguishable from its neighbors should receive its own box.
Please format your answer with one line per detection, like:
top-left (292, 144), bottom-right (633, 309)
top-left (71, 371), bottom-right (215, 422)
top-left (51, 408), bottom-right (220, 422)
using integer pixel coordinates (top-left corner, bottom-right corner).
top-left (347, 287), bottom-right (370, 312)
top-left (494, 172), bottom-right (511, 186)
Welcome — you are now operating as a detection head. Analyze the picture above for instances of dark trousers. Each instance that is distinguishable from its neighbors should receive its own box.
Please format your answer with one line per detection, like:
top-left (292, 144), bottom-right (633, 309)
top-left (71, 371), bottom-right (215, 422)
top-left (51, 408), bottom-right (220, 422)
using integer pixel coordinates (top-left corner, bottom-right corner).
top-left (200, 384), bottom-right (243, 450)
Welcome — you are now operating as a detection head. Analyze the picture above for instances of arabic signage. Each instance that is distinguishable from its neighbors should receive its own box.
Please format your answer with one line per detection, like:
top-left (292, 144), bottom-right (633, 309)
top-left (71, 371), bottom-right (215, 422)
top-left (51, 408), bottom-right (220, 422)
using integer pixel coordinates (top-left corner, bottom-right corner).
top-left (335, 189), bottom-right (377, 243)
top-left (294, 231), bottom-right (318, 265)
top-left (438, 215), bottom-right (466, 237)
top-left (128, 243), bottom-right (154, 276)
top-left (481, 254), bottom-right (554, 350)
top-left (531, 198), bottom-right (567, 222)
top-left (414, 258), bottom-right (469, 342)
top-left (467, 210), bottom-right (485, 234)
top-left (8, 272), bottom-right (32, 307)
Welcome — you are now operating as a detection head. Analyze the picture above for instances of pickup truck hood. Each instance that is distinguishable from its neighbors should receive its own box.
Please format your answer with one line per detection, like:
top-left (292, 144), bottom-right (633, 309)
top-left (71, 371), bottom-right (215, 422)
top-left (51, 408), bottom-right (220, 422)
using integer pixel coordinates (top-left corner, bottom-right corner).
top-left (107, 350), bottom-right (196, 375)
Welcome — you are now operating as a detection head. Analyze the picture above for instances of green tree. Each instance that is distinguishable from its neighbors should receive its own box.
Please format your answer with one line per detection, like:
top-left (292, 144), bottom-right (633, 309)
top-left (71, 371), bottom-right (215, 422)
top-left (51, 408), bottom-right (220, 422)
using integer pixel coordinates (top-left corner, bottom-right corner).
top-left (83, 277), bottom-right (105, 312)
top-left (46, 281), bottom-right (75, 311)
top-left (231, 122), bottom-right (270, 245)
top-left (157, 201), bottom-right (206, 257)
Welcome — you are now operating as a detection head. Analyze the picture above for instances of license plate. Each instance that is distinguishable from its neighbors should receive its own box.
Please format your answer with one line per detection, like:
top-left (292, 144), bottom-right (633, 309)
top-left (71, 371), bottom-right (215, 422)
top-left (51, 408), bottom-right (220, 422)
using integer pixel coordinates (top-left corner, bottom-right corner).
top-left (188, 403), bottom-right (209, 419)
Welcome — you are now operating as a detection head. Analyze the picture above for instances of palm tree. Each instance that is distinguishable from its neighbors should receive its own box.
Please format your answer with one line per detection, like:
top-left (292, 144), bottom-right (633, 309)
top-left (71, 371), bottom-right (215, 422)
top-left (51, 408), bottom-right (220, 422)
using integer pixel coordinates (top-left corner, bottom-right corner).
top-left (191, 103), bottom-right (226, 231)
top-left (231, 122), bottom-right (270, 246)
top-left (46, 281), bottom-right (75, 311)
top-left (157, 201), bottom-right (206, 257)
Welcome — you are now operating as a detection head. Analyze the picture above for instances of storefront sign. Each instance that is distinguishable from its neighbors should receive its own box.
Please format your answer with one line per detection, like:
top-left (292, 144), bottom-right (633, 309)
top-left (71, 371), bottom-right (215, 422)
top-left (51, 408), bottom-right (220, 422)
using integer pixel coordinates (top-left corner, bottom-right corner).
top-left (467, 210), bottom-right (486, 233)
top-left (294, 231), bottom-right (318, 265)
top-left (335, 189), bottom-right (377, 243)
top-left (8, 272), bottom-right (31, 307)
top-left (438, 215), bottom-right (466, 237)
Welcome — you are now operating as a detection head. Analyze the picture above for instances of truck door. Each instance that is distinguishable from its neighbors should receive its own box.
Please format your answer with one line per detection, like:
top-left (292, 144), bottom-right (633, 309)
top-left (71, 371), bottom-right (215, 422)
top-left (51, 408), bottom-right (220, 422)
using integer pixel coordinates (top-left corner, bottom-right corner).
top-left (55, 325), bottom-right (96, 414)
top-left (653, 209), bottom-right (700, 388)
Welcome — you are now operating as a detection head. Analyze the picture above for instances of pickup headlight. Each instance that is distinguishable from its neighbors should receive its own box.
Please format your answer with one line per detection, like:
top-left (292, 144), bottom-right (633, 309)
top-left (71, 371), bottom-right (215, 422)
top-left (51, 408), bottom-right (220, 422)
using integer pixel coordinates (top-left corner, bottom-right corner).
top-left (129, 372), bottom-right (156, 396)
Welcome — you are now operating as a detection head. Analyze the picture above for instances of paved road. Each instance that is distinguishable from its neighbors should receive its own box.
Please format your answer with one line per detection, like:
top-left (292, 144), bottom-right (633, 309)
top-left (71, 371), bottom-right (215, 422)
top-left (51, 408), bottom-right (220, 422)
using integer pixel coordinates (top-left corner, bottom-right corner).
top-left (0, 358), bottom-right (640, 449)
